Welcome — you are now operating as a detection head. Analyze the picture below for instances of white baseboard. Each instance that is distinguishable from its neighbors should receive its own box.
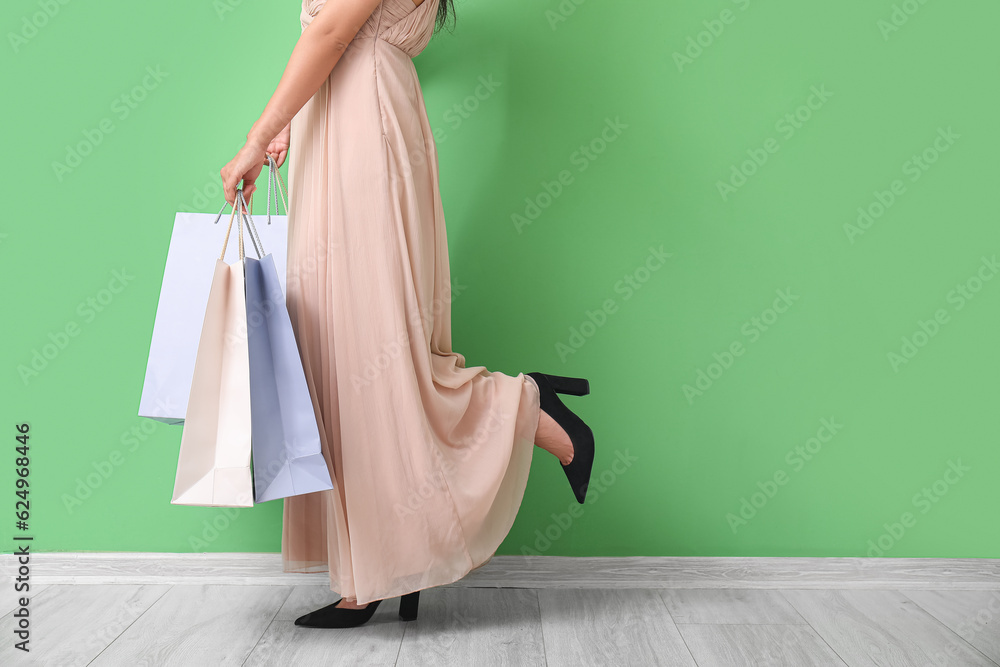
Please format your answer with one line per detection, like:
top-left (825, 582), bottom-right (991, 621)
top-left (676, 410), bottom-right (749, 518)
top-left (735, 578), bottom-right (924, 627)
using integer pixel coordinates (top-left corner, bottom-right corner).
top-left (2, 553), bottom-right (999, 589)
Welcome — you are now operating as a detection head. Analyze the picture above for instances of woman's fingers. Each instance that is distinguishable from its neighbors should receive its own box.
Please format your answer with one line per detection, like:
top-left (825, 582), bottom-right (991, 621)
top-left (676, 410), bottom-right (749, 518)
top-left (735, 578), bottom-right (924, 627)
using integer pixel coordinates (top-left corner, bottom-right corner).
top-left (266, 144), bottom-right (289, 168)
top-left (241, 160), bottom-right (265, 201)
top-left (266, 124), bottom-right (291, 169)
top-left (222, 143), bottom-right (267, 205)
top-left (274, 149), bottom-right (288, 168)
top-left (222, 165), bottom-right (238, 206)
top-left (265, 147), bottom-right (288, 169)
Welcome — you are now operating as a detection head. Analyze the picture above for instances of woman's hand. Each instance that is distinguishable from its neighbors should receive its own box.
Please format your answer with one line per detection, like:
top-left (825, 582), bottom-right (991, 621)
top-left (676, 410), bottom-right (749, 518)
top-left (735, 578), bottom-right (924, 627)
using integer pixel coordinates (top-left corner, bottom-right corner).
top-left (221, 0), bottom-right (382, 205)
top-left (267, 122), bottom-right (291, 168)
top-left (220, 135), bottom-right (268, 206)
top-left (222, 0), bottom-right (380, 198)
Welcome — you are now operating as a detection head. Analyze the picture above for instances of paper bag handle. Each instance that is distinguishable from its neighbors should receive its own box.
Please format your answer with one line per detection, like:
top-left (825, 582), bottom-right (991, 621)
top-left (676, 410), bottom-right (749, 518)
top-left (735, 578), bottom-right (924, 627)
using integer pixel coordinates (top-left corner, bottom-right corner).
top-left (210, 155), bottom-right (285, 228)
top-left (236, 190), bottom-right (266, 259)
top-left (264, 155), bottom-right (288, 225)
top-left (217, 188), bottom-right (266, 261)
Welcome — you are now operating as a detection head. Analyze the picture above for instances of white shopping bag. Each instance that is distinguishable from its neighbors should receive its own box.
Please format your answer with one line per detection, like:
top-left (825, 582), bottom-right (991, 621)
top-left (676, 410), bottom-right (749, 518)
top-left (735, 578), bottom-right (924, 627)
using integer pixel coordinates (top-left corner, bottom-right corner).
top-left (139, 161), bottom-right (289, 424)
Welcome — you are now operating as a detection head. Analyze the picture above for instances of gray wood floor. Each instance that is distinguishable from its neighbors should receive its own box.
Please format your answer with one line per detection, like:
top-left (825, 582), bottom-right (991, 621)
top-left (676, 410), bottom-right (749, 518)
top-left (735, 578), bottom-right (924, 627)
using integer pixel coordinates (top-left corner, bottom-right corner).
top-left (3, 583), bottom-right (999, 666)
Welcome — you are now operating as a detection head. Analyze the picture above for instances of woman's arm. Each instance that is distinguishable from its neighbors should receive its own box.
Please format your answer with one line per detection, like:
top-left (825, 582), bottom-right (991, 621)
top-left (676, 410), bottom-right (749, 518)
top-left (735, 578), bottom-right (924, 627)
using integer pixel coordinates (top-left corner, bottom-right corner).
top-left (221, 0), bottom-right (383, 204)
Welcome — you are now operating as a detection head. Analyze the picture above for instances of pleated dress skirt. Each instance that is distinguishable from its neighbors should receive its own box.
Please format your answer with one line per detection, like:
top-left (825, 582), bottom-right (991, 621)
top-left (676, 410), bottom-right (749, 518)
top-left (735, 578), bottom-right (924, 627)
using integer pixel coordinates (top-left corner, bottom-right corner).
top-left (281, 0), bottom-right (541, 605)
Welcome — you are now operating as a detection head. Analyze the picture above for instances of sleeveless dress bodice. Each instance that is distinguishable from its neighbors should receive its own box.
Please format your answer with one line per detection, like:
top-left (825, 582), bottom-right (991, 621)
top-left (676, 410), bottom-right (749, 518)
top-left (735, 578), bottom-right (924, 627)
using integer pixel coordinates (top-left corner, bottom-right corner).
top-left (300, 0), bottom-right (438, 58)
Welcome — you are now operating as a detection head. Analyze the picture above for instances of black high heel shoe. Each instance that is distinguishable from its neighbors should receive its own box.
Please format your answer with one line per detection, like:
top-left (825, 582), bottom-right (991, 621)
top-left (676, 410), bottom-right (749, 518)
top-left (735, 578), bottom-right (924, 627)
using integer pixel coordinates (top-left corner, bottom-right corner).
top-left (527, 372), bottom-right (595, 504)
top-left (294, 591), bottom-right (420, 628)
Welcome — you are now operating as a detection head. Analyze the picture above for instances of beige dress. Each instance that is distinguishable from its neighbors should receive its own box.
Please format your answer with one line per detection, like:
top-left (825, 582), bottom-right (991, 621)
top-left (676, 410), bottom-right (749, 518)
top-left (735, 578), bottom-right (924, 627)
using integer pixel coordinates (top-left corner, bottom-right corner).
top-left (282, 0), bottom-right (541, 605)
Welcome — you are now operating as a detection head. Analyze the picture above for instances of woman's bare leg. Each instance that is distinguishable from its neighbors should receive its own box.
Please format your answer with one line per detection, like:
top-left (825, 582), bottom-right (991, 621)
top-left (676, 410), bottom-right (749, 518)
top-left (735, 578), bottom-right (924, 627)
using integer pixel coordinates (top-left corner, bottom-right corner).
top-left (333, 597), bottom-right (370, 609)
top-left (534, 410), bottom-right (574, 465)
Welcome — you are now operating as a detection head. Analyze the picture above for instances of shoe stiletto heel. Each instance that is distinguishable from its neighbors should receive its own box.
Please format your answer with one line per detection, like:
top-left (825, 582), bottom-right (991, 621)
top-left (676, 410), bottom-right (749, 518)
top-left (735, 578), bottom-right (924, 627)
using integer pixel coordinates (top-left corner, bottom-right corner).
top-left (293, 590), bottom-right (421, 628)
top-left (527, 372), bottom-right (595, 504)
top-left (542, 374), bottom-right (590, 396)
top-left (399, 591), bottom-right (420, 621)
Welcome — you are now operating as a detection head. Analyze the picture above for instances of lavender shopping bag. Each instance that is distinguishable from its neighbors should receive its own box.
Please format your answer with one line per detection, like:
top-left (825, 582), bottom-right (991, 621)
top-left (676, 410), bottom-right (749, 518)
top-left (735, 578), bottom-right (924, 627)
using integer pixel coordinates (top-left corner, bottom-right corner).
top-left (138, 191), bottom-right (288, 425)
top-left (139, 211), bottom-right (288, 424)
top-left (240, 190), bottom-right (335, 503)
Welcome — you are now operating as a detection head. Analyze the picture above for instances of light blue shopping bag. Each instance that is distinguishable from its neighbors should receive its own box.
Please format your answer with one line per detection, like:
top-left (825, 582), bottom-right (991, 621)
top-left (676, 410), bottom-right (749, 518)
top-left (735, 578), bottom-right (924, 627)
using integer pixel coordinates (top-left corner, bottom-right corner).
top-left (237, 184), bottom-right (335, 503)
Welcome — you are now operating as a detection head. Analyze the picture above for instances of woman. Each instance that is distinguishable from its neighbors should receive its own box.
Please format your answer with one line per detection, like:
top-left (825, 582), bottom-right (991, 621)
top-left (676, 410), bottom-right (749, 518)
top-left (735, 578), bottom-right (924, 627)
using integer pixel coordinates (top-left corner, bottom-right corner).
top-left (220, 0), bottom-right (595, 629)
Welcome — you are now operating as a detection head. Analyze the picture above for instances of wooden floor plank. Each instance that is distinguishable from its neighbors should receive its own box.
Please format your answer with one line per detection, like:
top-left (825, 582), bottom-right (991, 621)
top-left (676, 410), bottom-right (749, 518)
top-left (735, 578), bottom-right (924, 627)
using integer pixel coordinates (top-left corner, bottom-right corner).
top-left (677, 623), bottom-right (847, 666)
top-left (538, 588), bottom-right (696, 666)
top-left (274, 585), bottom-right (343, 622)
top-left (782, 589), bottom-right (997, 666)
top-left (90, 585), bottom-right (290, 666)
top-left (396, 588), bottom-right (545, 667)
top-left (9, 553), bottom-right (999, 589)
top-left (3, 579), bottom-right (999, 665)
top-left (0, 584), bottom-right (169, 666)
top-left (1, 583), bottom-right (52, 618)
top-left (244, 603), bottom-right (405, 667)
top-left (661, 588), bottom-right (807, 625)
top-left (904, 589), bottom-right (1000, 664)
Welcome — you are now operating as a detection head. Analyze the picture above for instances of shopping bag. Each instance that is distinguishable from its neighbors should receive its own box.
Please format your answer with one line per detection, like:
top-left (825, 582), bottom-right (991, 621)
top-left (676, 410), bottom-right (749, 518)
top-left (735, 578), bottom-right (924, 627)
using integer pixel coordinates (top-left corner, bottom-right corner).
top-left (243, 180), bottom-right (335, 501)
top-left (171, 201), bottom-right (256, 507)
top-left (138, 166), bottom-right (289, 424)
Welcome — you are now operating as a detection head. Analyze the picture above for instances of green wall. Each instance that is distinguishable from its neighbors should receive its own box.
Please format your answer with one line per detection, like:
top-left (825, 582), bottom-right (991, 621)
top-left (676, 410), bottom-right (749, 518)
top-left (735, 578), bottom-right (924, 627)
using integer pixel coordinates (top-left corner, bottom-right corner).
top-left (2, 0), bottom-right (998, 558)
